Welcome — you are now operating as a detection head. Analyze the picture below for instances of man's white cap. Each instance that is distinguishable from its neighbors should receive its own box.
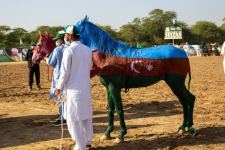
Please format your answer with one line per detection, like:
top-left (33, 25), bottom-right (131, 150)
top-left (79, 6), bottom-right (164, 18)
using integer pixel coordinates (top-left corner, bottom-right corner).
top-left (64, 25), bottom-right (79, 36)
top-left (65, 25), bottom-right (74, 34)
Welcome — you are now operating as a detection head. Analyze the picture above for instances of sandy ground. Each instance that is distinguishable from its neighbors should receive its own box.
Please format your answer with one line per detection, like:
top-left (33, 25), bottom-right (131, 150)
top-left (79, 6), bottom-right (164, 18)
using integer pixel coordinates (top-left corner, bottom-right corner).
top-left (0, 56), bottom-right (225, 150)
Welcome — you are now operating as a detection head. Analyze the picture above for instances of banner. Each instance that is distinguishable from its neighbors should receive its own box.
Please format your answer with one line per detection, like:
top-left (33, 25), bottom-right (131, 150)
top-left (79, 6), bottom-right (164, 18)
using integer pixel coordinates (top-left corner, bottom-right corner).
top-left (0, 48), bottom-right (28, 62)
top-left (164, 27), bottom-right (182, 40)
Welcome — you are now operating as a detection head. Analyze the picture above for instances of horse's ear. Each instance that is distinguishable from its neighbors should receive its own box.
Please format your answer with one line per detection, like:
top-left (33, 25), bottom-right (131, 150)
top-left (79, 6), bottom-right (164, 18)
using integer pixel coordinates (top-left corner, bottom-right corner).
top-left (76, 16), bottom-right (88, 30)
top-left (84, 15), bottom-right (89, 22)
top-left (81, 15), bottom-right (89, 23)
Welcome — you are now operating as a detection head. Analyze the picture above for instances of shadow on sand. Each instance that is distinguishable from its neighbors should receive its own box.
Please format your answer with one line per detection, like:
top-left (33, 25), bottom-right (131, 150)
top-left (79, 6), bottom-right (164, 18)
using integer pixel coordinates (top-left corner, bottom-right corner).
top-left (93, 126), bottom-right (225, 150)
top-left (93, 100), bottom-right (182, 123)
top-left (0, 113), bottom-right (155, 149)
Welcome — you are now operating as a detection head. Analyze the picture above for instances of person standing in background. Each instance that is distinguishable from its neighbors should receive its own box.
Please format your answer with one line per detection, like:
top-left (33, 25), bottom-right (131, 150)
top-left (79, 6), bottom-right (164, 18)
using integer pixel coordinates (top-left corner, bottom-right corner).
top-left (25, 43), bottom-right (41, 91)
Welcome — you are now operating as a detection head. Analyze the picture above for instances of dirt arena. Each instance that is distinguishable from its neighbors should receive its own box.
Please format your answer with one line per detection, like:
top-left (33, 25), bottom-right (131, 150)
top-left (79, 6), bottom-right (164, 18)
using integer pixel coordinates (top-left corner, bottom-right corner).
top-left (0, 56), bottom-right (225, 150)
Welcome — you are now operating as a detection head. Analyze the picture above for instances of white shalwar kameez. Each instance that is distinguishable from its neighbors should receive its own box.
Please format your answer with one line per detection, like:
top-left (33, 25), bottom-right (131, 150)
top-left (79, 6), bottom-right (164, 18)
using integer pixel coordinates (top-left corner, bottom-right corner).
top-left (221, 42), bottom-right (225, 74)
top-left (57, 41), bottom-right (93, 150)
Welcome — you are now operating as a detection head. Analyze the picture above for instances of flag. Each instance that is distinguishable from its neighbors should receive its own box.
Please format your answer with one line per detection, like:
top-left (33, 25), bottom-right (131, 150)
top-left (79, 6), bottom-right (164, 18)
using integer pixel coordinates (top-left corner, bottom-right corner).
top-left (136, 41), bottom-right (142, 48)
top-left (19, 38), bottom-right (23, 46)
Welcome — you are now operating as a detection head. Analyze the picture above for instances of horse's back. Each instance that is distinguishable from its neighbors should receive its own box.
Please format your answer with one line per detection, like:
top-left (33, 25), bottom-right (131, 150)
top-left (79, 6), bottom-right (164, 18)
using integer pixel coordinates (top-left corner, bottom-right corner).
top-left (130, 45), bottom-right (188, 59)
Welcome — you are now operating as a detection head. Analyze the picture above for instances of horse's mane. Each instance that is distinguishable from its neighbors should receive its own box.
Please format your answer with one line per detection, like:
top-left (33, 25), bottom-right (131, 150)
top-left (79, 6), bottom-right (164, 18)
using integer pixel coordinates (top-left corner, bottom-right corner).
top-left (74, 17), bottom-right (187, 59)
top-left (76, 18), bottom-right (131, 54)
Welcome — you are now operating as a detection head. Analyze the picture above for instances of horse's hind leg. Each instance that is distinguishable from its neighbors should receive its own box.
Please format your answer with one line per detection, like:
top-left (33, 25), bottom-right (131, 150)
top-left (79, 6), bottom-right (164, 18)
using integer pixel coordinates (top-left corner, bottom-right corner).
top-left (165, 75), bottom-right (196, 136)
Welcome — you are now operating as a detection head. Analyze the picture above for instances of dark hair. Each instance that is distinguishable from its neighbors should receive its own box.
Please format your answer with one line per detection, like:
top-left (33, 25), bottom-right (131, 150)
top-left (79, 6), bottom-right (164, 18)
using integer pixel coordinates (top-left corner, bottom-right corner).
top-left (73, 34), bottom-right (80, 40)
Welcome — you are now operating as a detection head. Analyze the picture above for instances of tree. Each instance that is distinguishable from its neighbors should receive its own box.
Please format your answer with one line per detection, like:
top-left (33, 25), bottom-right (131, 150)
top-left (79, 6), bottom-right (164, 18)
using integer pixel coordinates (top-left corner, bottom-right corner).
top-left (36, 26), bottom-right (63, 36)
top-left (29, 26), bottom-right (64, 45)
top-left (117, 17), bottom-right (147, 46)
top-left (4, 28), bottom-right (28, 48)
top-left (2, 10), bottom-right (225, 48)
top-left (98, 25), bottom-right (118, 39)
top-left (119, 23), bottom-right (142, 46)
top-left (0, 25), bottom-right (11, 33)
top-left (222, 17), bottom-right (225, 23)
top-left (172, 21), bottom-right (195, 44)
top-left (191, 21), bottom-right (222, 43)
top-left (36, 26), bottom-right (51, 33)
top-left (220, 19), bottom-right (225, 43)
top-left (49, 26), bottom-right (64, 36)
top-left (141, 9), bottom-right (177, 45)
top-left (22, 33), bottom-right (32, 48)
top-left (221, 24), bottom-right (225, 32)
top-left (0, 26), bottom-right (11, 48)
top-left (0, 32), bottom-right (5, 48)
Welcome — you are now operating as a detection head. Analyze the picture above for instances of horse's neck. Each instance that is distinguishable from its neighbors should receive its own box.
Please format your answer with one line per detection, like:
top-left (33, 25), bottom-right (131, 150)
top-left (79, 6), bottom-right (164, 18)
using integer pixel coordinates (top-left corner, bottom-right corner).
top-left (81, 22), bottom-right (130, 54)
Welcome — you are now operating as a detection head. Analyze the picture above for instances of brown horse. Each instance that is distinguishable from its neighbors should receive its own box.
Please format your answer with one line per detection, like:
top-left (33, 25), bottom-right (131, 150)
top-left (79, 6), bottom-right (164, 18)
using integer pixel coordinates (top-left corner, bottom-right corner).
top-left (35, 33), bottom-right (55, 60)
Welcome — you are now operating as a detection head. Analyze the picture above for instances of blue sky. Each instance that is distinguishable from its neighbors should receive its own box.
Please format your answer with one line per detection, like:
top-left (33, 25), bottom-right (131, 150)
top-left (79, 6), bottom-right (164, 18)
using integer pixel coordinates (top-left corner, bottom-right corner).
top-left (0, 0), bottom-right (225, 31)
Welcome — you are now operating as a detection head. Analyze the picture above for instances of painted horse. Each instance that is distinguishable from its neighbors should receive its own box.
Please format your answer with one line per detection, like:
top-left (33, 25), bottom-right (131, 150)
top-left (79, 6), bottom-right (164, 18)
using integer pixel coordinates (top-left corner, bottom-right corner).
top-left (39, 18), bottom-right (196, 143)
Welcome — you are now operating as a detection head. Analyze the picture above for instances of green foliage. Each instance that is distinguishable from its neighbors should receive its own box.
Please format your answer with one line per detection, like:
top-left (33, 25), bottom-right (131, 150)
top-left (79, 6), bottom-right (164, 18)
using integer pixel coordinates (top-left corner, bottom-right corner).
top-left (0, 26), bottom-right (11, 48)
top-left (0, 25), bottom-right (11, 33)
top-left (191, 21), bottom-right (223, 43)
top-left (97, 25), bottom-right (118, 39)
top-left (28, 26), bottom-right (64, 45)
top-left (221, 24), bottom-right (225, 31)
top-left (0, 10), bottom-right (225, 48)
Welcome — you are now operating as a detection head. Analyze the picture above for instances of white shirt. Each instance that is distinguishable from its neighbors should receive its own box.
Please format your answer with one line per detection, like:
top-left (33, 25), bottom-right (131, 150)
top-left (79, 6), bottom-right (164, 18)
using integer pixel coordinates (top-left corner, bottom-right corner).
top-left (57, 41), bottom-right (93, 121)
top-left (221, 42), bottom-right (225, 56)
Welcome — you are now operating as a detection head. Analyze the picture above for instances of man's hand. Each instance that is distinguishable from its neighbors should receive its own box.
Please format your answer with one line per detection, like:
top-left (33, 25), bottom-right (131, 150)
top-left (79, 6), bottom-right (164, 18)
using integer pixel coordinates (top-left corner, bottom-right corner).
top-left (45, 57), bottom-right (49, 64)
top-left (55, 88), bottom-right (61, 96)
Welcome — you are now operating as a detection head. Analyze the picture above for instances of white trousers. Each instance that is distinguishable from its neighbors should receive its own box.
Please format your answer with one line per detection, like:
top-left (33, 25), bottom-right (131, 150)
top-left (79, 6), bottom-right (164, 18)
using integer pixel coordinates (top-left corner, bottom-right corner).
top-left (67, 118), bottom-right (93, 150)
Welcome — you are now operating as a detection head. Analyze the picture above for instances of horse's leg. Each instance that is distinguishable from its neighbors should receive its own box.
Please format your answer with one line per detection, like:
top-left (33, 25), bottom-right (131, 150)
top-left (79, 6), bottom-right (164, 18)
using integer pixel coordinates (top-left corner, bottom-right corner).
top-left (165, 75), bottom-right (196, 136)
top-left (108, 83), bottom-right (127, 142)
top-left (99, 77), bottom-right (115, 140)
top-left (101, 87), bottom-right (115, 140)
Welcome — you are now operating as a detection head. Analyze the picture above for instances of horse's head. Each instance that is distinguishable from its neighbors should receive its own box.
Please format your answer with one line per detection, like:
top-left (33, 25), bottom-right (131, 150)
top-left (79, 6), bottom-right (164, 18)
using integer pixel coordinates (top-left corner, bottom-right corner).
top-left (37, 32), bottom-right (55, 58)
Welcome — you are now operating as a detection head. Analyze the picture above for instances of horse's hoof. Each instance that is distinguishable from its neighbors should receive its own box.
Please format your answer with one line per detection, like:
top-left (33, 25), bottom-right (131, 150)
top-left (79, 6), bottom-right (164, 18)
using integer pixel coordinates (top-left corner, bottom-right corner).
top-left (178, 129), bottom-right (185, 135)
top-left (188, 127), bottom-right (197, 137)
top-left (114, 137), bottom-right (123, 144)
top-left (189, 131), bottom-right (197, 137)
top-left (100, 134), bottom-right (111, 141)
top-left (178, 125), bottom-right (186, 135)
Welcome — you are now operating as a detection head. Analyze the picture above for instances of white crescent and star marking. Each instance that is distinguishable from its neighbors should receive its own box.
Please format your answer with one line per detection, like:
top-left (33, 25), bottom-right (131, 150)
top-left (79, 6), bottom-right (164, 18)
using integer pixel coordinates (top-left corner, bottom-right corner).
top-left (131, 60), bottom-right (142, 73)
top-left (130, 60), bottom-right (154, 73)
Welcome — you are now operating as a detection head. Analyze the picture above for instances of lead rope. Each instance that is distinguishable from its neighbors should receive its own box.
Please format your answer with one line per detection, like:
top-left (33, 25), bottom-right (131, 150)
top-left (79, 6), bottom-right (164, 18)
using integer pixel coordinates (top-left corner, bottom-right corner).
top-left (59, 94), bottom-right (66, 150)
top-left (47, 65), bottom-right (53, 82)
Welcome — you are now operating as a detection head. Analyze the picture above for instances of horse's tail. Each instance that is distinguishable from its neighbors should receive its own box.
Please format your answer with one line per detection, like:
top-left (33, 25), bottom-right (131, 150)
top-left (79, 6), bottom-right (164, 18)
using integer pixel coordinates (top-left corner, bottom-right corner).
top-left (188, 70), bottom-right (192, 91)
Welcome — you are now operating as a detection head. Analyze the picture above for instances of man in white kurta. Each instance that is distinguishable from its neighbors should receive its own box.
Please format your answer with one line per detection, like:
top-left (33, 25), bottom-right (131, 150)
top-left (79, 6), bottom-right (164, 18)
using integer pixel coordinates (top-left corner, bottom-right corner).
top-left (221, 41), bottom-right (225, 74)
top-left (55, 25), bottom-right (93, 150)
